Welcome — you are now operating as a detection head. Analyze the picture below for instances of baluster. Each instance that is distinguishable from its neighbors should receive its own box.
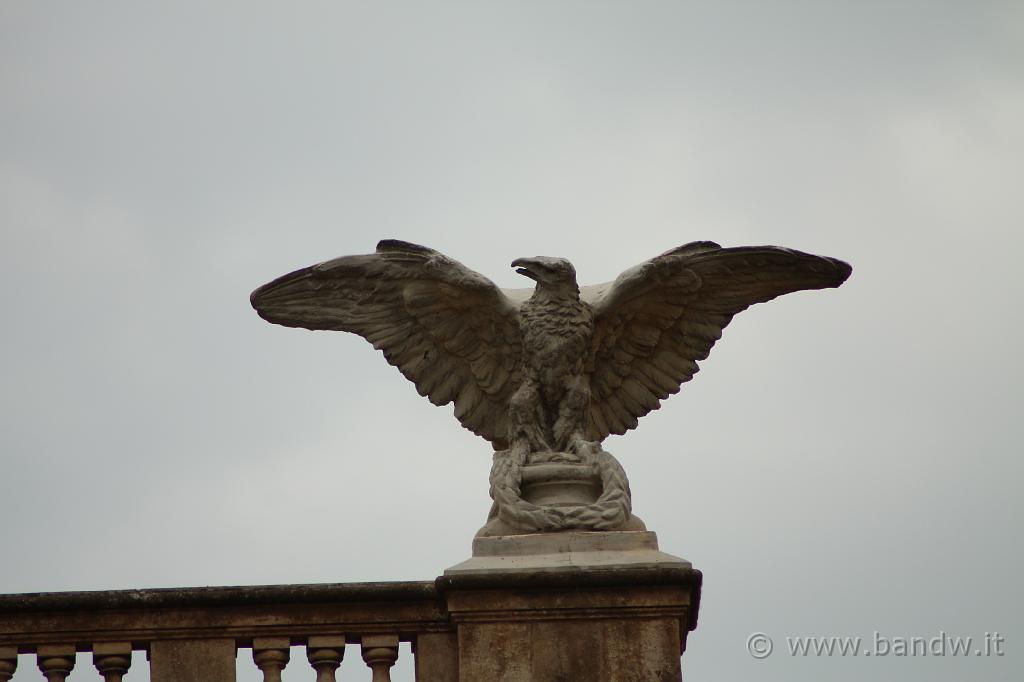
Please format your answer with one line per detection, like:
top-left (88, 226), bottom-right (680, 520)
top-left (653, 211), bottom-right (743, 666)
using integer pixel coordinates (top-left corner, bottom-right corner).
top-left (37, 645), bottom-right (75, 682)
top-left (253, 638), bottom-right (290, 682)
top-left (307, 636), bottom-right (345, 682)
top-left (361, 635), bottom-right (399, 682)
top-left (0, 646), bottom-right (16, 682)
top-left (93, 642), bottom-right (132, 682)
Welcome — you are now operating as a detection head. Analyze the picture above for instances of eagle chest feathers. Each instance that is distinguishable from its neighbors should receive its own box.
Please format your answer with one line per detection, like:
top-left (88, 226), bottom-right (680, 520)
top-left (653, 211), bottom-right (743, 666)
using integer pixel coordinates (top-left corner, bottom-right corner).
top-left (519, 296), bottom-right (594, 388)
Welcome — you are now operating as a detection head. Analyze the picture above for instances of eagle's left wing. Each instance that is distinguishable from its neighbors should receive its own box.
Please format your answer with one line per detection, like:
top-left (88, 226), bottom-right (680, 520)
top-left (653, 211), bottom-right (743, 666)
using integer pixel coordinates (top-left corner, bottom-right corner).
top-left (251, 240), bottom-right (523, 449)
top-left (583, 242), bottom-right (851, 441)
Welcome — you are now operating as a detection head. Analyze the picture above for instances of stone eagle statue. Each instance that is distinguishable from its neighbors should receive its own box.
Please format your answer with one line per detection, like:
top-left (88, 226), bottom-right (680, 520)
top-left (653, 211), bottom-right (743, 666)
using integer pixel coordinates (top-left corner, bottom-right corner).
top-left (252, 239), bottom-right (851, 533)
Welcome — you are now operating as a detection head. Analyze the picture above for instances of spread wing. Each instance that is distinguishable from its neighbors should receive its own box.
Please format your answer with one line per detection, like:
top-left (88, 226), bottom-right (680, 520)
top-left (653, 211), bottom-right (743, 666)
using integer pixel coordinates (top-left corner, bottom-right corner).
top-left (251, 240), bottom-right (522, 449)
top-left (583, 241), bottom-right (852, 441)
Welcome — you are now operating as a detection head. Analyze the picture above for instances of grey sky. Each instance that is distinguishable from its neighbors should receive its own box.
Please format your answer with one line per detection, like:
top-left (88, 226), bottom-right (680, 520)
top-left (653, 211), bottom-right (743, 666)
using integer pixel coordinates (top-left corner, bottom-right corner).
top-left (1, 2), bottom-right (1021, 680)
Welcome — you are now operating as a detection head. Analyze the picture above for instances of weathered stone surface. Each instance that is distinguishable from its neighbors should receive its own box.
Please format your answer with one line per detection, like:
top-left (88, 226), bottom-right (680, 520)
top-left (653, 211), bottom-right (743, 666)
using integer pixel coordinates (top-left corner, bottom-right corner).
top-left (456, 623), bottom-right (532, 681)
top-left (93, 642), bottom-right (132, 682)
top-left (0, 581), bottom-right (437, 611)
top-left (306, 636), bottom-right (345, 682)
top-left (0, 583), bottom-right (446, 649)
top-left (1, 567), bottom-right (700, 682)
top-left (446, 531), bottom-right (690, 575)
top-left (529, 618), bottom-right (683, 682)
top-left (37, 644), bottom-right (76, 682)
top-left (465, 619), bottom-right (666, 682)
top-left (252, 638), bottom-right (289, 682)
top-left (150, 639), bottom-right (235, 682)
top-left (601, 617), bottom-right (683, 681)
top-left (414, 632), bottom-right (459, 682)
top-left (440, 564), bottom-right (700, 682)
top-left (479, 458), bottom-right (648, 536)
top-left (0, 646), bottom-right (16, 682)
top-left (361, 634), bottom-right (399, 682)
top-left (252, 239), bottom-right (850, 532)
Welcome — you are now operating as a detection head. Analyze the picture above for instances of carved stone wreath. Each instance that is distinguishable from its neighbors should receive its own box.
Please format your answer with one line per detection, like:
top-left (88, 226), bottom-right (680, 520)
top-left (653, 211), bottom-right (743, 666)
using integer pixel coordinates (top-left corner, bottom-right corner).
top-left (488, 447), bottom-right (632, 532)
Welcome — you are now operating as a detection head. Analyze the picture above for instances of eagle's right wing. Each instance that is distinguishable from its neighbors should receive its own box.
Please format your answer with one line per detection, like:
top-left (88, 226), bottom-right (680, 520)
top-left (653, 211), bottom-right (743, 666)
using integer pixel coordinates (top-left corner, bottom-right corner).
top-left (251, 240), bottom-right (523, 449)
top-left (583, 242), bottom-right (852, 441)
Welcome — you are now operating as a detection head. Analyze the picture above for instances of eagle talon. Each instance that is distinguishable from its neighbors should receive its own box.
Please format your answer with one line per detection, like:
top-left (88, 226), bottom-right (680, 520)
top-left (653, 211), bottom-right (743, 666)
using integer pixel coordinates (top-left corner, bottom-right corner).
top-left (567, 435), bottom-right (601, 459)
top-left (529, 450), bottom-right (581, 464)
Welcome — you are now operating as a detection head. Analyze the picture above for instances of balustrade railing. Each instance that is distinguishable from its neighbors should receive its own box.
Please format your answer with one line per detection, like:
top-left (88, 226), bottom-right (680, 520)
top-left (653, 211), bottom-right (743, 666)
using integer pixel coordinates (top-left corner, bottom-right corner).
top-left (0, 582), bottom-right (456, 682)
top-left (1, 564), bottom-right (700, 681)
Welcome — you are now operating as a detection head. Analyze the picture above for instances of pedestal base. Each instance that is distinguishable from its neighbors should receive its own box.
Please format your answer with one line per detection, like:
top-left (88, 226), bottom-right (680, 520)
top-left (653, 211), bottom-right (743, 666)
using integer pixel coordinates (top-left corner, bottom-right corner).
top-left (446, 530), bottom-right (690, 575)
top-left (439, 534), bottom-right (701, 682)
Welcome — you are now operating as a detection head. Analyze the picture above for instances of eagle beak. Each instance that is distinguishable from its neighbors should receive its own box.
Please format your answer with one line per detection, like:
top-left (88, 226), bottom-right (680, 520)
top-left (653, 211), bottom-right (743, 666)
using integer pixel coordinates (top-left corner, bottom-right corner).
top-left (511, 257), bottom-right (541, 281)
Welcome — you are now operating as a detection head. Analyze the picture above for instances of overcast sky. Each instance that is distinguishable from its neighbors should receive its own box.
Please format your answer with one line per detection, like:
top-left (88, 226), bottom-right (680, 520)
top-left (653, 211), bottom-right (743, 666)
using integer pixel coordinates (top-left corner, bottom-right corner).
top-left (1, 2), bottom-right (1021, 681)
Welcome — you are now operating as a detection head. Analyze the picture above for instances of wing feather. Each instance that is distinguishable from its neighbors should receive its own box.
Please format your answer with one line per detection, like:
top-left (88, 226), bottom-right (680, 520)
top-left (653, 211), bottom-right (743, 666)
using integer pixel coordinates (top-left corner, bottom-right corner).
top-left (584, 242), bottom-right (850, 441)
top-left (251, 240), bottom-right (522, 448)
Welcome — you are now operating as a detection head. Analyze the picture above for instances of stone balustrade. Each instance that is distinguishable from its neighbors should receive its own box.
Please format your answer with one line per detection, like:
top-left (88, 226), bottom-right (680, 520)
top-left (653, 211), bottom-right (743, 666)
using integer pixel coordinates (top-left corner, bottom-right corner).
top-left (0, 562), bottom-right (701, 681)
top-left (0, 582), bottom-right (451, 682)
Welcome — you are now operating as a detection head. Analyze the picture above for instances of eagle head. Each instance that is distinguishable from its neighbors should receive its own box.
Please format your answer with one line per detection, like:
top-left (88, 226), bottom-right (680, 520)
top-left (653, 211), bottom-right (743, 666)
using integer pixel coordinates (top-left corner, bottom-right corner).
top-left (511, 256), bottom-right (578, 289)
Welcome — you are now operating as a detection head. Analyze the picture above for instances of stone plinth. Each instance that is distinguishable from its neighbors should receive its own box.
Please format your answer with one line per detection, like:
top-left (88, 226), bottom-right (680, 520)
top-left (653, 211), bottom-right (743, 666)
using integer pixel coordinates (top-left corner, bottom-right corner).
top-left (447, 530), bottom-right (689, 575)
top-left (441, 532), bottom-right (700, 682)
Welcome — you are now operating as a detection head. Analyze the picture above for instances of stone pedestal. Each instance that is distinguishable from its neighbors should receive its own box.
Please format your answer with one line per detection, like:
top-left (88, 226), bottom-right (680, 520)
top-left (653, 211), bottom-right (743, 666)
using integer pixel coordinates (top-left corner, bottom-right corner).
top-left (440, 531), bottom-right (701, 682)
top-left (448, 530), bottom-right (689, 574)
